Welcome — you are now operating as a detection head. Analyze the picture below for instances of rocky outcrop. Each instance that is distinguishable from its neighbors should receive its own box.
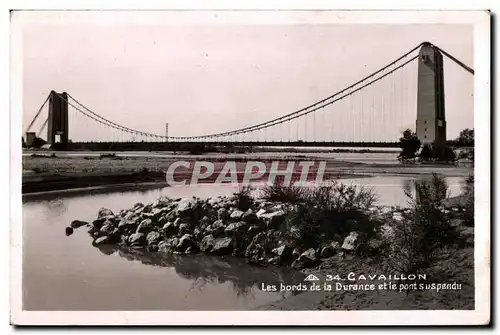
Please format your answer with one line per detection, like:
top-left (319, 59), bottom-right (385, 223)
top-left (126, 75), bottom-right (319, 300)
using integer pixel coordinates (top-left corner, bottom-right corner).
top-left (78, 195), bottom-right (438, 271)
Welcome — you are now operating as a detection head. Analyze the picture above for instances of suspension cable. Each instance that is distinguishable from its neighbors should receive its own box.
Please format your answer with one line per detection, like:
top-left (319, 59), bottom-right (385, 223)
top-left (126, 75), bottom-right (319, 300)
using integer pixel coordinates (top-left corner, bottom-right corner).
top-left (25, 94), bottom-right (50, 133)
top-left (434, 45), bottom-right (474, 75)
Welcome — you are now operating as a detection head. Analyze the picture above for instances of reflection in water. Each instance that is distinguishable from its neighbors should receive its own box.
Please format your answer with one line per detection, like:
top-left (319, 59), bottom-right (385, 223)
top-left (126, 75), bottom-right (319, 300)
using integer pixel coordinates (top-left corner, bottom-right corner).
top-left (96, 245), bottom-right (304, 300)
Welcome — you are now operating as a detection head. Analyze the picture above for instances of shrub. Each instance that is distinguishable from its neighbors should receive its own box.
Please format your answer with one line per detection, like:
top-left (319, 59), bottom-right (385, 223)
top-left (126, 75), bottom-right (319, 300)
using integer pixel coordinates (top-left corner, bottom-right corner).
top-left (457, 128), bottom-right (474, 147)
top-left (386, 174), bottom-right (459, 274)
top-left (432, 143), bottom-right (456, 163)
top-left (279, 182), bottom-right (378, 250)
top-left (398, 129), bottom-right (421, 161)
top-left (261, 179), bottom-right (306, 204)
top-left (461, 175), bottom-right (474, 227)
top-left (232, 185), bottom-right (254, 211)
top-left (31, 136), bottom-right (47, 149)
top-left (419, 144), bottom-right (434, 162)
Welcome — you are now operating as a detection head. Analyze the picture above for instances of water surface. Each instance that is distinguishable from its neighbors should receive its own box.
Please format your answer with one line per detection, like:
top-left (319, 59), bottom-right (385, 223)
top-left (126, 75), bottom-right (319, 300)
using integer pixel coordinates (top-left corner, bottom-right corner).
top-left (22, 176), bottom-right (464, 310)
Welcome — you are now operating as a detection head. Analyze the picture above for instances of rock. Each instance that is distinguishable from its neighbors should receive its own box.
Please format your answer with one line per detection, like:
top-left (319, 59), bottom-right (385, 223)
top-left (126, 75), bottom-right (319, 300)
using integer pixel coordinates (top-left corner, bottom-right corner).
top-left (271, 245), bottom-right (293, 265)
top-left (93, 236), bottom-right (110, 246)
top-left (176, 234), bottom-right (196, 252)
top-left (118, 212), bottom-right (139, 229)
top-left (128, 232), bottom-right (146, 246)
top-left (97, 208), bottom-right (114, 219)
top-left (207, 219), bottom-right (226, 237)
top-left (256, 208), bottom-right (267, 218)
top-left (247, 225), bottom-right (264, 236)
top-left (158, 237), bottom-right (179, 252)
top-left (91, 218), bottom-right (106, 232)
top-left (259, 210), bottom-right (285, 229)
top-left (178, 223), bottom-right (191, 236)
top-left (65, 227), bottom-right (74, 236)
top-left (99, 221), bottom-right (115, 236)
top-left (136, 219), bottom-right (154, 234)
top-left (320, 241), bottom-right (341, 258)
top-left (148, 244), bottom-right (159, 252)
top-left (242, 209), bottom-right (257, 223)
top-left (200, 234), bottom-right (216, 252)
top-left (199, 216), bottom-right (211, 227)
top-left (330, 241), bottom-right (341, 250)
top-left (225, 221), bottom-right (247, 235)
top-left (176, 198), bottom-right (197, 216)
top-left (146, 231), bottom-right (161, 245)
top-left (162, 221), bottom-right (178, 237)
top-left (230, 209), bottom-right (245, 220)
top-left (217, 207), bottom-right (229, 220)
top-left (142, 204), bottom-right (153, 213)
top-left (342, 232), bottom-right (360, 251)
top-left (119, 235), bottom-right (128, 246)
top-left (271, 204), bottom-right (284, 211)
top-left (320, 246), bottom-right (335, 258)
top-left (211, 237), bottom-right (233, 255)
top-left (193, 227), bottom-right (203, 239)
top-left (267, 256), bottom-right (280, 265)
top-left (292, 248), bottom-right (301, 261)
top-left (291, 248), bottom-right (320, 269)
top-left (87, 224), bottom-right (97, 235)
top-left (152, 196), bottom-right (170, 208)
top-left (131, 203), bottom-right (144, 212)
top-left (148, 207), bottom-right (167, 221)
top-left (71, 220), bottom-right (88, 229)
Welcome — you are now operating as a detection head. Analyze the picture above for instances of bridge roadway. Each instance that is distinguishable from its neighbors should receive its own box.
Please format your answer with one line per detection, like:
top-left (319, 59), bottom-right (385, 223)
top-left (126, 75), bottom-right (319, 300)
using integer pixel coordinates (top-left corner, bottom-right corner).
top-left (50, 141), bottom-right (401, 151)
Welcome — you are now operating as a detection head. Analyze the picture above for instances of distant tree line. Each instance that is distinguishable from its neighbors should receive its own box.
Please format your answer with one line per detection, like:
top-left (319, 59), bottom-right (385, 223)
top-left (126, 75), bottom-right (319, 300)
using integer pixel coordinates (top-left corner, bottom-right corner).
top-left (22, 136), bottom-right (47, 149)
top-left (398, 128), bottom-right (474, 164)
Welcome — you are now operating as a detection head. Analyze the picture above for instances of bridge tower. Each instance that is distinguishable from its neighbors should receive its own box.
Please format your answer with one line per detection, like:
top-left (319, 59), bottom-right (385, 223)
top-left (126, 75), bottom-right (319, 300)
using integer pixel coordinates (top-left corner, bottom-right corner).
top-left (416, 42), bottom-right (446, 146)
top-left (47, 91), bottom-right (69, 144)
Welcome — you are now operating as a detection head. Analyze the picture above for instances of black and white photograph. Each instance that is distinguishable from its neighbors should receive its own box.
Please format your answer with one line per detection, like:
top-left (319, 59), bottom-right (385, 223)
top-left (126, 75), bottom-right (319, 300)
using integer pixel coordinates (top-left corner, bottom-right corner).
top-left (10, 9), bottom-right (490, 326)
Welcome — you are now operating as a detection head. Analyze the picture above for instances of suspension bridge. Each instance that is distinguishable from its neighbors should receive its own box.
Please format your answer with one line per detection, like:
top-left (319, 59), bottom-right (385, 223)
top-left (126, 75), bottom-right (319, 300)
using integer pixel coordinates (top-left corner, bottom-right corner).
top-left (24, 42), bottom-right (474, 150)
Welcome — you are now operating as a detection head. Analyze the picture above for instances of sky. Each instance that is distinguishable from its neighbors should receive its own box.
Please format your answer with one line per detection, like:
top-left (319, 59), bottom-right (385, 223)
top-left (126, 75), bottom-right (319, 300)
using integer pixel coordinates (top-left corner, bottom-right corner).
top-left (19, 12), bottom-right (474, 143)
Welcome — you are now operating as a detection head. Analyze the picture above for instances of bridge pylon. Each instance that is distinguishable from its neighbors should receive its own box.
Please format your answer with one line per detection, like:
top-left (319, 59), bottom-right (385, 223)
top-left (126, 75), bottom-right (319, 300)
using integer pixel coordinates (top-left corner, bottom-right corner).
top-left (416, 42), bottom-right (446, 146)
top-left (47, 91), bottom-right (69, 144)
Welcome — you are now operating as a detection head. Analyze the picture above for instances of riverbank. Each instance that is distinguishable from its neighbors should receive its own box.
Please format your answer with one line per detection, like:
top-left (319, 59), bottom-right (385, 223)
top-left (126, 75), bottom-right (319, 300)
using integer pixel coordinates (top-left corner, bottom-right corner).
top-left (65, 175), bottom-right (474, 310)
top-left (22, 153), bottom-right (473, 194)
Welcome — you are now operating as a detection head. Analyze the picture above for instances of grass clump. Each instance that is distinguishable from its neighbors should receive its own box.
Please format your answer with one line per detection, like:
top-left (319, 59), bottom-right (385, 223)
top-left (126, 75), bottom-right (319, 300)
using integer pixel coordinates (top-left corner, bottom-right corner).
top-left (231, 185), bottom-right (254, 211)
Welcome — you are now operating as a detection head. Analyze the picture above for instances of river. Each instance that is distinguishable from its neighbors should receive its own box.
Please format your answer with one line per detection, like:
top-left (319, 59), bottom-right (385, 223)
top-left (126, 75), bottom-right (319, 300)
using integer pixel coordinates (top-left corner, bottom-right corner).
top-left (22, 176), bottom-right (465, 310)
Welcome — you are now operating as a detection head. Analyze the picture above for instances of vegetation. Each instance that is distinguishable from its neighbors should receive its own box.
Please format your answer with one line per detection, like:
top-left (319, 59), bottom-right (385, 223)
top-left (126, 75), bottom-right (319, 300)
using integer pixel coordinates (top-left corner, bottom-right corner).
top-left (460, 175), bottom-right (474, 227)
top-left (261, 179), bottom-right (306, 203)
top-left (418, 142), bottom-right (456, 163)
top-left (232, 185), bottom-right (254, 211)
top-left (457, 128), bottom-right (474, 147)
top-left (263, 180), bottom-right (378, 250)
top-left (30, 136), bottom-right (47, 149)
top-left (419, 144), bottom-right (434, 162)
top-left (398, 129), bottom-right (421, 161)
top-left (386, 174), bottom-right (461, 275)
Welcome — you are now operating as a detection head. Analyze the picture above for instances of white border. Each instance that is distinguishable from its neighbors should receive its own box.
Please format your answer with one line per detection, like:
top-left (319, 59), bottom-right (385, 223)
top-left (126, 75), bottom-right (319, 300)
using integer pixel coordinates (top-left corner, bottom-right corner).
top-left (9, 9), bottom-right (491, 326)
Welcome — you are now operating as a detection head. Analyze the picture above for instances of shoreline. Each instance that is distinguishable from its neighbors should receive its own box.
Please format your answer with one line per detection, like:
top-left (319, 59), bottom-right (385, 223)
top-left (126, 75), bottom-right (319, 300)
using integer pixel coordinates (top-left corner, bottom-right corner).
top-left (22, 154), bottom-right (473, 194)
